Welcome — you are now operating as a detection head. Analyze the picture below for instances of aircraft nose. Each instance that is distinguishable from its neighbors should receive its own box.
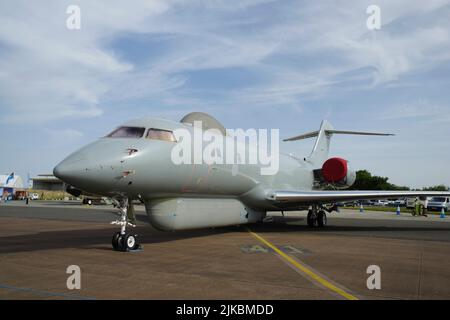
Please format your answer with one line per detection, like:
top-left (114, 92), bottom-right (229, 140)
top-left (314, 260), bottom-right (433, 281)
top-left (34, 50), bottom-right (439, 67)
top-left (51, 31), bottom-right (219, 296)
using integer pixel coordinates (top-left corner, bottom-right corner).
top-left (53, 152), bottom-right (90, 184)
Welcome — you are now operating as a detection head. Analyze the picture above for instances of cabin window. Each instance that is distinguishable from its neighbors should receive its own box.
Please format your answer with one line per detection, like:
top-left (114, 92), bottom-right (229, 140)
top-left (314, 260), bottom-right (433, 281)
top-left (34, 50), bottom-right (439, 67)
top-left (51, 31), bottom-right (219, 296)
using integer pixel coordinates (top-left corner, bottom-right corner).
top-left (106, 127), bottom-right (146, 138)
top-left (146, 128), bottom-right (177, 142)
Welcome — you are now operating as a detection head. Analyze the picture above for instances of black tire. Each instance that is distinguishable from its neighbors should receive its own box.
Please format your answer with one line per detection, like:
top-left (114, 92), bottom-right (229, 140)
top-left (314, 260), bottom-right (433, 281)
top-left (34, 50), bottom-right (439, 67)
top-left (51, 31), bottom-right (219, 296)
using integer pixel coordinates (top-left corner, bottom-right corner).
top-left (117, 234), bottom-right (126, 252)
top-left (317, 211), bottom-right (327, 228)
top-left (112, 232), bottom-right (121, 251)
top-left (307, 210), bottom-right (316, 228)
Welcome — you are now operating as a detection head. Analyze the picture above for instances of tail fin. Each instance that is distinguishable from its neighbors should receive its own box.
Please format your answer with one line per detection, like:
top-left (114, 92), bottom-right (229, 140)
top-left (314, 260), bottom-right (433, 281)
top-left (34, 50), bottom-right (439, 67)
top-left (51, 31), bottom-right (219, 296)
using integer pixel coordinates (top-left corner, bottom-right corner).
top-left (283, 120), bottom-right (394, 166)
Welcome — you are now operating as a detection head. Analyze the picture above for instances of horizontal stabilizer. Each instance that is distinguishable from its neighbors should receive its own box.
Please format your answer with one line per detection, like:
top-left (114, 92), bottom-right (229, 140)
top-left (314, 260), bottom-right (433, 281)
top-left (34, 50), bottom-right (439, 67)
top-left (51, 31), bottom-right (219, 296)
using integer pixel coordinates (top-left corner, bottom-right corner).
top-left (327, 130), bottom-right (394, 137)
top-left (283, 129), bottom-right (394, 142)
top-left (283, 130), bottom-right (319, 141)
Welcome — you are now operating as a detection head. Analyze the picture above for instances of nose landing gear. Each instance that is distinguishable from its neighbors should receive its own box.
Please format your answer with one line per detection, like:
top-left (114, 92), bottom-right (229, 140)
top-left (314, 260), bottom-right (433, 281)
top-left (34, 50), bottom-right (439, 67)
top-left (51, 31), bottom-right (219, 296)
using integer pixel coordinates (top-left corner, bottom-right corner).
top-left (111, 198), bottom-right (141, 252)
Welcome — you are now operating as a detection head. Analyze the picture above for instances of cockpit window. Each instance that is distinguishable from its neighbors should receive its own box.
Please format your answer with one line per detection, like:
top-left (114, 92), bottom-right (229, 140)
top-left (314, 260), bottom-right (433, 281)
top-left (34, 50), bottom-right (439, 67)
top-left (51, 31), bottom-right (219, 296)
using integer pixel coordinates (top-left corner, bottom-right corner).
top-left (106, 126), bottom-right (145, 138)
top-left (146, 128), bottom-right (177, 142)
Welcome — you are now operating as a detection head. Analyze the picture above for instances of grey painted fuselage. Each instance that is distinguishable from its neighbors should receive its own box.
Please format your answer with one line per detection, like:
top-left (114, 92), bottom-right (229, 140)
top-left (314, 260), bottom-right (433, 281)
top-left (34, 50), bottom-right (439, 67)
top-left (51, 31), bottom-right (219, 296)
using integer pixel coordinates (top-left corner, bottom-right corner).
top-left (54, 117), bottom-right (314, 211)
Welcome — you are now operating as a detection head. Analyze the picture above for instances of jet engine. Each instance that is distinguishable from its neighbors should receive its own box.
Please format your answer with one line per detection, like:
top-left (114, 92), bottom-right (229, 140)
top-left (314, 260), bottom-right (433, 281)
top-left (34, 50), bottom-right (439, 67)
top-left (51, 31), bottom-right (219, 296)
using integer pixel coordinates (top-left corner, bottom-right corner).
top-left (144, 198), bottom-right (266, 231)
top-left (313, 157), bottom-right (356, 189)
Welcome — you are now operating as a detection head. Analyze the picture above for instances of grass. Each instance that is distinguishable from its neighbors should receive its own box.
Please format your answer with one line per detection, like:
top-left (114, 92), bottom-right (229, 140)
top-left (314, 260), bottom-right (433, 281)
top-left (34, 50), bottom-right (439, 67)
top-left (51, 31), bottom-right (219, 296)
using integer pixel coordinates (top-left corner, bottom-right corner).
top-left (342, 206), bottom-right (444, 216)
top-left (27, 190), bottom-right (78, 201)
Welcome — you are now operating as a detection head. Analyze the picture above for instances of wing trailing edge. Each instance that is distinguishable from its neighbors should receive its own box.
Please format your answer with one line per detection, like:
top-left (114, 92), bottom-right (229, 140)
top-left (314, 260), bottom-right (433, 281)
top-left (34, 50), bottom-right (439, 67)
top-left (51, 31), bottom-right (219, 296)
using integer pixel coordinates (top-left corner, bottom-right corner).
top-left (267, 190), bottom-right (450, 204)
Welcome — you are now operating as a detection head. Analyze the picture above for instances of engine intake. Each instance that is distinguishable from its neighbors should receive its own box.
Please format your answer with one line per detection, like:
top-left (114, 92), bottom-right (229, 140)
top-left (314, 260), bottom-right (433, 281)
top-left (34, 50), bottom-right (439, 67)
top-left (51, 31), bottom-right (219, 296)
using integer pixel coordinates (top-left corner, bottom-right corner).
top-left (322, 157), bottom-right (348, 183)
top-left (313, 157), bottom-right (356, 189)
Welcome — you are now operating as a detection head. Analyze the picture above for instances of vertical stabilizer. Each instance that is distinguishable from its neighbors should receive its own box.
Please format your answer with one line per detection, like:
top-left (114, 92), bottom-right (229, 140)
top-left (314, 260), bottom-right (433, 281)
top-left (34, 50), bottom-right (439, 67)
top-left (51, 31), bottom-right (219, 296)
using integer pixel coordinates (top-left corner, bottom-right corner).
top-left (308, 120), bottom-right (334, 166)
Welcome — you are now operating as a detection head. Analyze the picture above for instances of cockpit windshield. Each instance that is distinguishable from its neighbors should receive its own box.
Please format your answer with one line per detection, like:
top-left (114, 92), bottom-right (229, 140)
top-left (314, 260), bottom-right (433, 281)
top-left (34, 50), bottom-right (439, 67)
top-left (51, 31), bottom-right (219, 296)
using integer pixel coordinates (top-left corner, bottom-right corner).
top-left (106, 126), bottom-right (145, 138)
top-left (146, 128), bottom-right (177, 142)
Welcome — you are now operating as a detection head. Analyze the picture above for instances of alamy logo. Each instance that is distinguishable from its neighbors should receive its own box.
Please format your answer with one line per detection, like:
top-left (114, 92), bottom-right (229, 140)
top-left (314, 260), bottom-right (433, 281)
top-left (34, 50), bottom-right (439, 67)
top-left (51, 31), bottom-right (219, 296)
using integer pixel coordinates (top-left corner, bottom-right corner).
top-left (171, 121), bottom-right (280, 176)
top-left (366, 5), bottom-right (381, 30)
top-left (366, 265), bottom-right (381, 290)
top-left (66, 5), bottom-right (81, 30)
top-left (66, 265), bottom-right (81, 290)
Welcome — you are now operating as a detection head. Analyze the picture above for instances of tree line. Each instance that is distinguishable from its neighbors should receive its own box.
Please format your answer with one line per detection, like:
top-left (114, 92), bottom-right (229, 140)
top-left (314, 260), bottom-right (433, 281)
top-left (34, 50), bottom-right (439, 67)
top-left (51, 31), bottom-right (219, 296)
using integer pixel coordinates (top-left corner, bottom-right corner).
top-left (349, 170), bottom-right (449, 191)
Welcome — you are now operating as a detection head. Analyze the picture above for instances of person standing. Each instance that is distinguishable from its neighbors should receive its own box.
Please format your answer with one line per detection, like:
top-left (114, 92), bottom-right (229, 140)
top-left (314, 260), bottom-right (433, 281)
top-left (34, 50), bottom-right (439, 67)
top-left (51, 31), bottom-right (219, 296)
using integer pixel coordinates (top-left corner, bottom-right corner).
top-left (413, 197), bottom-right (421, 216)
top-left (422, 197), bottom-right (428, 217)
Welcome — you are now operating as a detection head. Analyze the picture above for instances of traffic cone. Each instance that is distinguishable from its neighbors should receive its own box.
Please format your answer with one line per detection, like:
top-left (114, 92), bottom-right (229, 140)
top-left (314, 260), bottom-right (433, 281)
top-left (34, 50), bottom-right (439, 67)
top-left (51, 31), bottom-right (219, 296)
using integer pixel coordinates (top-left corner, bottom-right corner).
top-left (360, 204), bottom-right (364, 213)
top-left (396, 205), bottom-right (401, 216)
top-left (440, 207), bottom-right (446, 219)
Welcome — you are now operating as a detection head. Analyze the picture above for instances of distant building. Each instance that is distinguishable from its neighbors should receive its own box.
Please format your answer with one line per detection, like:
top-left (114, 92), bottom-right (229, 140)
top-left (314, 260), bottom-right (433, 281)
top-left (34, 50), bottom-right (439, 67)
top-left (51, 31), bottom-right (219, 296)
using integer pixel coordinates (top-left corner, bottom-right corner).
top-left (31, 174), bottom-right (65, 191)
top-left (0, 173), bottom-right (25, 199)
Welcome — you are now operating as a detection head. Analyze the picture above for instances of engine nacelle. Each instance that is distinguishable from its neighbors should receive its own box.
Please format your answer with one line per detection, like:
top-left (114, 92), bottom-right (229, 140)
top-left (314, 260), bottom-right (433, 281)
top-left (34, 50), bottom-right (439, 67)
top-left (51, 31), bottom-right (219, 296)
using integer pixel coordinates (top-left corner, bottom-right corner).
top-left (314, 157), bottom-right (356, 189)
top-left (144, 198), bottom-right (266, 231)
top-left (66, 184), bottom-right (82, 197)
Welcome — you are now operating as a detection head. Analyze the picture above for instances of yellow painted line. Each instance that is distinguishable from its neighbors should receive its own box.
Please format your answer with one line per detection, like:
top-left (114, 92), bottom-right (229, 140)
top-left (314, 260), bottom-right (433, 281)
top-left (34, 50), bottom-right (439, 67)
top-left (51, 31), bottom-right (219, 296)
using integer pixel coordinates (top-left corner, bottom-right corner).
top-left (246, 228), bottom-right (359, 300)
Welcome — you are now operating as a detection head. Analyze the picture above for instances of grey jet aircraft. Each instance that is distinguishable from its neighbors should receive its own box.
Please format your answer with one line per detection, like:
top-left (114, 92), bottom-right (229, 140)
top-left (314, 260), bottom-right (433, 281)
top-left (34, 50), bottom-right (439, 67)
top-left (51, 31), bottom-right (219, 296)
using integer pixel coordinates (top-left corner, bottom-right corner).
top-left (53, 112), bottom-right (450, 251)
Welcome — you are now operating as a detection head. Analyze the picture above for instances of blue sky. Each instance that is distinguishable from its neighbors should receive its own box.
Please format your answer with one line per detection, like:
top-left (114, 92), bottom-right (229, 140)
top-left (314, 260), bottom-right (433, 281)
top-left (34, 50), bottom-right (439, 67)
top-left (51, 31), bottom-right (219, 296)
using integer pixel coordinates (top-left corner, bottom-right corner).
top-left (0, 0), bottom-right (449, 188)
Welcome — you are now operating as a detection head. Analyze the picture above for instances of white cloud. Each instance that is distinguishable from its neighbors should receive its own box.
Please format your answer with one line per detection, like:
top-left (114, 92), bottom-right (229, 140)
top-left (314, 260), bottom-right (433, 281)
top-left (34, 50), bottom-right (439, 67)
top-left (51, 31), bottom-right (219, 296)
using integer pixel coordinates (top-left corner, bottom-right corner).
top-left (0, 0), bottom-right (172, 124)
top-left (1, 0), bottom-right (449, 125)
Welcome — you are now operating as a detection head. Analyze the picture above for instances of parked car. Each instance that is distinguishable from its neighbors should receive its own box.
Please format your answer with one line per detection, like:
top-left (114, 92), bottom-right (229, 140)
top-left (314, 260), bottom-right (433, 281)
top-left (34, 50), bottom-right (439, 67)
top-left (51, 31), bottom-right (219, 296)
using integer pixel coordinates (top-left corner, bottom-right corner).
top-left (393, 199), bottom-right (406, 207)
top-left (359, 200), bottom-right (374, 206)
top-left (372, 200), bottom-right (389, 206)
top-left (427, 197), bottom-right (450, 211)
top-left (406, 198), bottom-right (416, 208)
top-left (29, 193), bottom-right (39, 200)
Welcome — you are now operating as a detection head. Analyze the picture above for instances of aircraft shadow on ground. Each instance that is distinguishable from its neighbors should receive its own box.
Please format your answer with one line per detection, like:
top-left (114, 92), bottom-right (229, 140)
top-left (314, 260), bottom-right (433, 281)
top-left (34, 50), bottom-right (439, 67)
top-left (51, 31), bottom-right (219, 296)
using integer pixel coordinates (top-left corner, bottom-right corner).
top-left (246, 216), bottom-right (450, 233)
top-left (0, 225), bottom-right (230, 254)
top-left (1, 214), bottom-right (448, 254)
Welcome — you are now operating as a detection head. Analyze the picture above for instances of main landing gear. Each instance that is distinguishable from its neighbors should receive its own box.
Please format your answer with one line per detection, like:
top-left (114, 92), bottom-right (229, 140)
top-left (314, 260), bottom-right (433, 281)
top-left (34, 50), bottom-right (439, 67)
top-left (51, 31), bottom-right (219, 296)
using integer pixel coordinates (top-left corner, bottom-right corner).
top-left (111, 198), bottom-right (141, 252)
top-left (307, 204), bottom-right (328, 228)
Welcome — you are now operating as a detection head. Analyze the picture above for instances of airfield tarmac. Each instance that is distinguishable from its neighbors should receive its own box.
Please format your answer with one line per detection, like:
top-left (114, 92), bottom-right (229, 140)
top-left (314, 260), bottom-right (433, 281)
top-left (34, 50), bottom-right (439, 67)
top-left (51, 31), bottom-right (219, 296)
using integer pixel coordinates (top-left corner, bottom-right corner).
top-left (0, 201), bottom-right (449, 300)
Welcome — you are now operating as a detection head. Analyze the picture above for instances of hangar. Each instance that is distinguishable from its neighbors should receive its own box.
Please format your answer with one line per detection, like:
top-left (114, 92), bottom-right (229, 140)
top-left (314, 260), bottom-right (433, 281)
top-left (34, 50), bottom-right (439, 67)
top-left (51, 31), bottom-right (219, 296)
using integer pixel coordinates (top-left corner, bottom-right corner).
top-left (31, 174), bottom-right (65, 191)
top-left (0, 173), bottom-right (25, 200)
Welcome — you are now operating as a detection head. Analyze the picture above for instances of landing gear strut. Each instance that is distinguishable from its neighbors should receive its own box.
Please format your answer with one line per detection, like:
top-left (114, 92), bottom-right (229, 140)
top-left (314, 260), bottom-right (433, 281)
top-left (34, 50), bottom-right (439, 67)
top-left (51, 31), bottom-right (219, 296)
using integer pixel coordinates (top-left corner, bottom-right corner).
top-left (307, 205), bottom-right (327, 228)
top-left (111, 198), bottom-right (141, 252)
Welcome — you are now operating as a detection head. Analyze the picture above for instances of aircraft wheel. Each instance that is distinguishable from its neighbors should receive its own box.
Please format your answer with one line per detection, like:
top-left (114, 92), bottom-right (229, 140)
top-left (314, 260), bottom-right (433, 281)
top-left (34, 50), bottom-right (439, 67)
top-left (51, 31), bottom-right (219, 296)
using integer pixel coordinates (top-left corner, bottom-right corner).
top-left (317, 210), bottom-right (327, 228)
top-left (112, 232), bottom-right (121, 251)
top-left (307, 210), bottom-right (317, 227)
top-left (124, 234), bottom-right (139, 251)
top-left (117, 234), bottom-right (127, 252)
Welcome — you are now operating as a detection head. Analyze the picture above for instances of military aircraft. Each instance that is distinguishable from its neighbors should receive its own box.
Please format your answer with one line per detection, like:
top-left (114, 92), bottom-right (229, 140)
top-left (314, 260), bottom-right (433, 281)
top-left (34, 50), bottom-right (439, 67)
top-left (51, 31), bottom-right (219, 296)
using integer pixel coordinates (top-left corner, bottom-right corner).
top-left (53, 112), bottom-right (450, 251)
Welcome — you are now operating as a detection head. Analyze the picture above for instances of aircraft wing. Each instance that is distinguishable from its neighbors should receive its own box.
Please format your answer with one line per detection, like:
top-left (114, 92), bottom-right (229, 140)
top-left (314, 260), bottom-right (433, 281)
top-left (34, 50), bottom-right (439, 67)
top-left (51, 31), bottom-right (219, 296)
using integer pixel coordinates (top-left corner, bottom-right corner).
top-left (267, 190), bottom-right (450, 204)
